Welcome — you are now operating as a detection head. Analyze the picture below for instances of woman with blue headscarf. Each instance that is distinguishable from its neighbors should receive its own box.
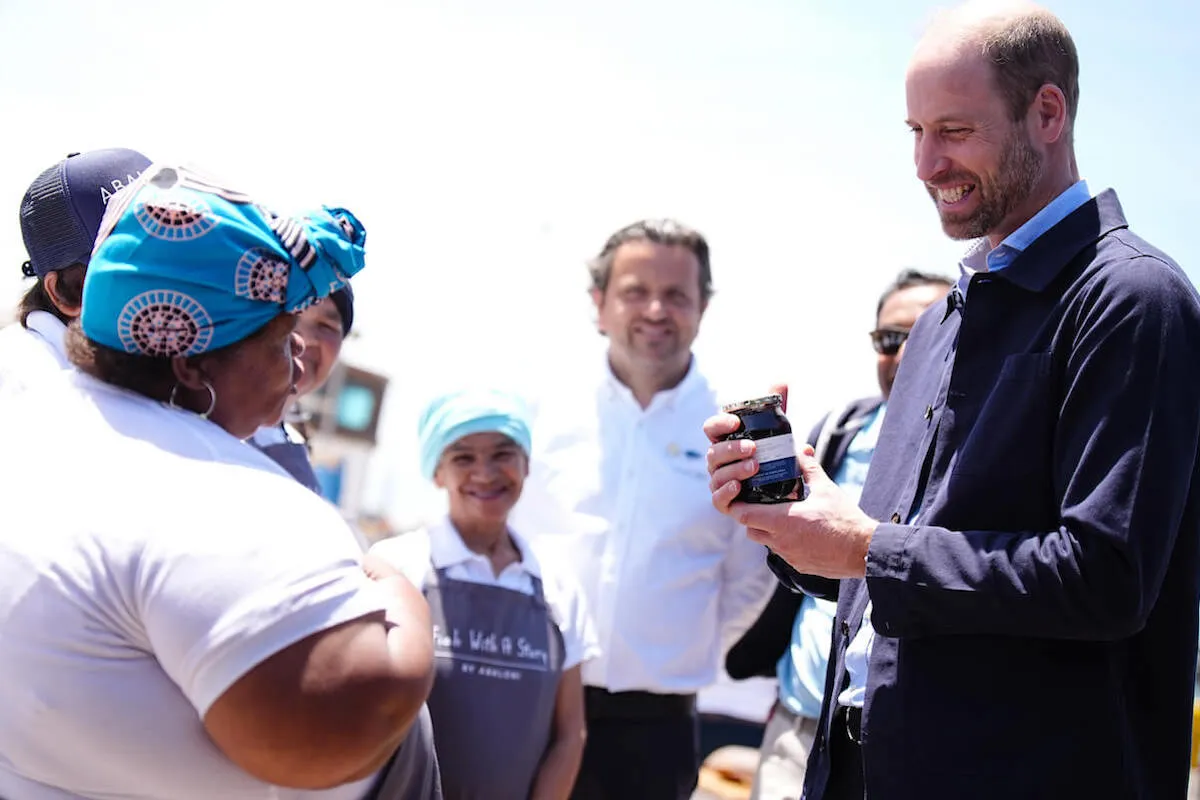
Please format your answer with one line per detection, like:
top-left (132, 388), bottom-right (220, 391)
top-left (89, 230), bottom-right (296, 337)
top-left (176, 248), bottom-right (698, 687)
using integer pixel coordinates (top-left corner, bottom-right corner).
top-left (0, 164), bottom-right (439, 800)
top-left (369, 389), bottom-right (599, 800)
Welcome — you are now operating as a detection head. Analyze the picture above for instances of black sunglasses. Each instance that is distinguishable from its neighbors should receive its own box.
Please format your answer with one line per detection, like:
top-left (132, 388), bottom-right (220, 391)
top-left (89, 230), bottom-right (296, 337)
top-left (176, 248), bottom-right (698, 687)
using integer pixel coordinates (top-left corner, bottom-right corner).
top-left (869, 327), bottom-right (911, 356)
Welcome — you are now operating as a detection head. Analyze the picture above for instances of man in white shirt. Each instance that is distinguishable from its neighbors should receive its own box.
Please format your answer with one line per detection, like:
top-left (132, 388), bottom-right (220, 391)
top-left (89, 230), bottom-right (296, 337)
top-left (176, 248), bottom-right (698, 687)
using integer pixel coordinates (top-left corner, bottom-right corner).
top-left (0, 148), bottom-right (151, 398)
top-left (512, 219), bottom-right (775, 800)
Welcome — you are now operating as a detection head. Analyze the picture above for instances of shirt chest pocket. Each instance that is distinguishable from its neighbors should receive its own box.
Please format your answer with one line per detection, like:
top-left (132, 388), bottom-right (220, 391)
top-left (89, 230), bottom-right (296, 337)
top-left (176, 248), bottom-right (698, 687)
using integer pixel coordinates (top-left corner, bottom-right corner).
top-left (653, 442), bottom-right (734, 551)
top-left (662, 448), bottom-right (710, 481)
top-left (653, 428), bottom-right (714, 483)
top-left (952, 353), bottom-right (1057, 487)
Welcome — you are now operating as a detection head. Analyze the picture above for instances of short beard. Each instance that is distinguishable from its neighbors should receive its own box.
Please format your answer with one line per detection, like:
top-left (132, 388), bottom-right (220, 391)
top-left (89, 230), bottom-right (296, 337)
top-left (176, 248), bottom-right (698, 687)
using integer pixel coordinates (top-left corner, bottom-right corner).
top-left (940, 126), bottom-right (1043, 241)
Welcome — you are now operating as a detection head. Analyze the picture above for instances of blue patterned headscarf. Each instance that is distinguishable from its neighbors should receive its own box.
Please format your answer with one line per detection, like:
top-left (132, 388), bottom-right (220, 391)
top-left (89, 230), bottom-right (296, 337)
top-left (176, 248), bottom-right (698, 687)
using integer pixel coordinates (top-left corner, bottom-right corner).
top-left (417, 389), bottom-right (533, 480)
top-left (80, 163), bottom-right (366, 357)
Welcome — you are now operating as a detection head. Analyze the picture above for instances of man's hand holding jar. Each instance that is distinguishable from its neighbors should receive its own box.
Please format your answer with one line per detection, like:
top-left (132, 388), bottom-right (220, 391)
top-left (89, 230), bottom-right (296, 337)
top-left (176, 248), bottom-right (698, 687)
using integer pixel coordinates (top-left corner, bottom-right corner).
top-left (703, 383), bottom-right (878, 580)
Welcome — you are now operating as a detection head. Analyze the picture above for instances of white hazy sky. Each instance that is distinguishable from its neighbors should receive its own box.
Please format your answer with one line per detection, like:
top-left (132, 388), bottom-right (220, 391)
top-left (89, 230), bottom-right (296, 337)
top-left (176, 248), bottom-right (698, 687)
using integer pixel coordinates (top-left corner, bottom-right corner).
top-left (2, 0), bottom-right (1196, 527)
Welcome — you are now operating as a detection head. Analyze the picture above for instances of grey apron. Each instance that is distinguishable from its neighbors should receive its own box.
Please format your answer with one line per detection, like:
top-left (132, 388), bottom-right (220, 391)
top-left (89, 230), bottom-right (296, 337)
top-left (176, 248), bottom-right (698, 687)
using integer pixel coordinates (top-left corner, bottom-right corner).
top-left (423, 564), bottom-right (566, 800)
top-left (252, 424), bottom-right (323, 494)
top-left (364, 704), bottom-right (443, 800)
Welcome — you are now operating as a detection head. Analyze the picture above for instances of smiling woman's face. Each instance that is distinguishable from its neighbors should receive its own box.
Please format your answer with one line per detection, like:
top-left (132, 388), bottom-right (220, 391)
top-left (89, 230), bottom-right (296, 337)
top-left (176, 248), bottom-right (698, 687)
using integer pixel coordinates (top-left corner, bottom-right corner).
top-left (434, 432), bottom-right (528, 528)
top-left (293, 297), bottom-right (344, 397)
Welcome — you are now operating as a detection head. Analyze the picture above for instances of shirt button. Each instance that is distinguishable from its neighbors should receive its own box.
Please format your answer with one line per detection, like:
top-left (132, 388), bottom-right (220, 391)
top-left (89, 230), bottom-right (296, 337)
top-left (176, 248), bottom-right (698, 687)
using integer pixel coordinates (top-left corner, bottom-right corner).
top-left (890, 512), bottom-right (901, 523)
top-left (923, 404), bottom-right (933, 420)
top-left (840, 619), bottom-right (850, 637)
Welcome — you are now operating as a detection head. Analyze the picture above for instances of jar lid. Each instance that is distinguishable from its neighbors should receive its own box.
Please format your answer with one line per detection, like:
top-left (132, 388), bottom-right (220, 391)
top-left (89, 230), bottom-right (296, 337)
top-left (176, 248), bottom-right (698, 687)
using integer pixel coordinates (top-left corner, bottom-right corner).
top-left (722, 393), bottom-right (783, 414)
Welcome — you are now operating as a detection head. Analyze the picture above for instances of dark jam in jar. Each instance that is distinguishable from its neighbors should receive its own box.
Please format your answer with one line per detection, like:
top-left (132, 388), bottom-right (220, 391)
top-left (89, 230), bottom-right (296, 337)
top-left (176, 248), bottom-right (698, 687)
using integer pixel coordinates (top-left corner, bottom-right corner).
top-left (722, 393), bottom-right (803, 504)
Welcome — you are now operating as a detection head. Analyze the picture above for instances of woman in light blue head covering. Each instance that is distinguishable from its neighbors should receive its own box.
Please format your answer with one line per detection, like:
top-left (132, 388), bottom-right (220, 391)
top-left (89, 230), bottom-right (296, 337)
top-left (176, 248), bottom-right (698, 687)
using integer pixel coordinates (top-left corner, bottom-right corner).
top-left (369, 389), bottom-right (599, 800)
top-left (0, 163), bottom-right (440, 800)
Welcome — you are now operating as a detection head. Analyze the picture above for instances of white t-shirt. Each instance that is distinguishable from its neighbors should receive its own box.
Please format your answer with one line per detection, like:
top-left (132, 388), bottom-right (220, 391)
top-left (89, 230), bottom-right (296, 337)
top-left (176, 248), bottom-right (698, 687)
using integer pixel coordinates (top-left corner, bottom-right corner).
top-left (369, 518), bottom-right (600, 671)
top-left (0, 311), bottom-right (70, 399)
top-left (0, 372), bottom-right (389, 800)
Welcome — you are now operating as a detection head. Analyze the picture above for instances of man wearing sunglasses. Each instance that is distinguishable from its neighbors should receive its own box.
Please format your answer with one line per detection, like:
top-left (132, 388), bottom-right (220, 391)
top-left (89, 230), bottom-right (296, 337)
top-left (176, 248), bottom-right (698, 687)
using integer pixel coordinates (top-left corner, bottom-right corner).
top-left (723, 269), bottom-right (949, 800)
top-left (868, 270), bottom-right (952, 401)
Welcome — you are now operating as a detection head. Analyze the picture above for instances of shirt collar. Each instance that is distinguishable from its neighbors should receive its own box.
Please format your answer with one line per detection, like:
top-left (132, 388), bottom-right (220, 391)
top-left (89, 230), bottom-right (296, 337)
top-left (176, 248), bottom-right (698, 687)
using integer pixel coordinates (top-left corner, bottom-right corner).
top-left (602, 352), bottom-right (702, 412)
top-left (957, 179), bottom-right (1092, 288)
top-left (1001, 179), bottom-right (1092, 257)
top-left (251, 424), bottom-right (288, 447)
top-left (251, 422), bottom-right (306, 447)
top-left (24, 310), bottom-right (70, 368)
top-left (428, 516), bottom-right (542, 578)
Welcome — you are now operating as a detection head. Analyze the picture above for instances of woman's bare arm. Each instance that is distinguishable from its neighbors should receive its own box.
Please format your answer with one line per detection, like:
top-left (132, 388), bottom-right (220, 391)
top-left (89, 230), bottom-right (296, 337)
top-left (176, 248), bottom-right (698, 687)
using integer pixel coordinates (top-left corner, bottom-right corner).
top-left (203, 570), bottom-right (434, 789)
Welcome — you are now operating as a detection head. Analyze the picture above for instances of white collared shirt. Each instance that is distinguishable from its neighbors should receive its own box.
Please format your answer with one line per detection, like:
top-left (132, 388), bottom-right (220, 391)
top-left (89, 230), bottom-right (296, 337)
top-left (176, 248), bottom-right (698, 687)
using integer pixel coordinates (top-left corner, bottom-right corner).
top-left (250, 421), bottom-right (308, 448)
top-left (0, 311), bottom-right (71, 399)
top-left (369, 518), bottom-right (600, 670)
top-left (510, 357), bottom-right (775, 694)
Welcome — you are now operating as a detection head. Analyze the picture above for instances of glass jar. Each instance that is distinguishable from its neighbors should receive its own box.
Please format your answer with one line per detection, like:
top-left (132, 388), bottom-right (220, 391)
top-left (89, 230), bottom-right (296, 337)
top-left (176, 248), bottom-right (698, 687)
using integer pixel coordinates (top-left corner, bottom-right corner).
top-left (721, 393), bottom-right (803, 504)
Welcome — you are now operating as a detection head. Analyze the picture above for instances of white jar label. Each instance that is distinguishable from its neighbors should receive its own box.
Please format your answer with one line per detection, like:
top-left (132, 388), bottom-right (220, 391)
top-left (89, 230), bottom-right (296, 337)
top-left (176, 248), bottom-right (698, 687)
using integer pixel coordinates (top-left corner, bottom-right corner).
top-left (749, 433), bottom-right (800, 487)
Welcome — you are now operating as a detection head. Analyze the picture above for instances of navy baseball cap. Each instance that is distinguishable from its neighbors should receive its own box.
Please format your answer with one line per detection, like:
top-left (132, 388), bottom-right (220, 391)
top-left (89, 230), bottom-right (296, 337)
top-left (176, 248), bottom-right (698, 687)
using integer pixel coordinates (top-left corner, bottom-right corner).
top-left (20, 148), bottom-right (152, 279)
top-left (331, 282), bottom-right (354, 337)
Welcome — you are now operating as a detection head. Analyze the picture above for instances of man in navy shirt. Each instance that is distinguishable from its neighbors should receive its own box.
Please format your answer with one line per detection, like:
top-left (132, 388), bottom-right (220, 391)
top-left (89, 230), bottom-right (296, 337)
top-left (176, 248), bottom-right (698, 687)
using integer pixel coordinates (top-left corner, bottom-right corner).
top-left (705, 3), bottom-right (1200, 799)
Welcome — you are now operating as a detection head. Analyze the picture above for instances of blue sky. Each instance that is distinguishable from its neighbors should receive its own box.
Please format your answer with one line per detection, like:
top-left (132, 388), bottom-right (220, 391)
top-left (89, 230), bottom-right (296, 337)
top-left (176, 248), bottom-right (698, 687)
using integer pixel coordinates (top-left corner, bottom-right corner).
top-left (1, 0), bottom-right (1195, 525)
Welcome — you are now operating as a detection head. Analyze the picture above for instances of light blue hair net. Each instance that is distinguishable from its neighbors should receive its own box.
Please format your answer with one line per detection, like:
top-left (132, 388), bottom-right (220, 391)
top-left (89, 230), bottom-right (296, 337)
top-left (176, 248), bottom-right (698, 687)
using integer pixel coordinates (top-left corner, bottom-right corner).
top-left (418, 389), bottom-right (533, 480)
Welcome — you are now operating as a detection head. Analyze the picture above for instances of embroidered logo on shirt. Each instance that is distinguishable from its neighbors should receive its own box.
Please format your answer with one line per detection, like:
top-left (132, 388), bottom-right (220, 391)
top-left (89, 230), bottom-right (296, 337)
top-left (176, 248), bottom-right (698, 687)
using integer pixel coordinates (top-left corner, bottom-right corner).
top-left (666, 442), bottom-right (704, 459)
